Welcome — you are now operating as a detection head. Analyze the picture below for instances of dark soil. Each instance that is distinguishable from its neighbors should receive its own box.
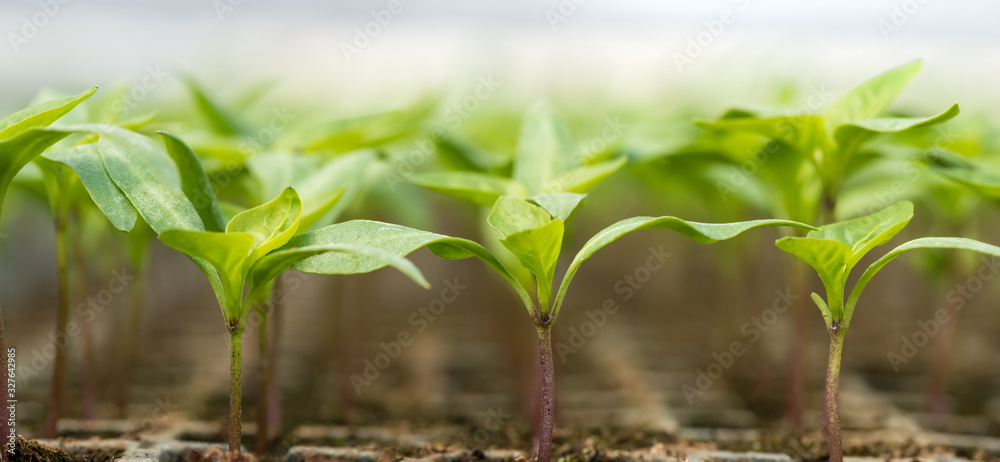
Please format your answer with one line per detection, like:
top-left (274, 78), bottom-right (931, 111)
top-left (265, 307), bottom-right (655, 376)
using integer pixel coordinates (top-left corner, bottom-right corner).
top-left (8, 435), bottom-right (123, 462)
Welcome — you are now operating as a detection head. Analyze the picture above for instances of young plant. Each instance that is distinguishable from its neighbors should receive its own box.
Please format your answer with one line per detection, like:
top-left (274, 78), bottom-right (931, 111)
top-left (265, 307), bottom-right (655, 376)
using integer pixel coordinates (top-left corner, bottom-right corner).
top-left (283, 201), bottom-right (814, 462)
top-left (695, 60), bottom-right (960, 425)
top-left (157, 186), bottom-right (428, 457)
top-left (0, 88), bottom-right (95, 448)
top-left (774, 201), bottom-right (1000, 462)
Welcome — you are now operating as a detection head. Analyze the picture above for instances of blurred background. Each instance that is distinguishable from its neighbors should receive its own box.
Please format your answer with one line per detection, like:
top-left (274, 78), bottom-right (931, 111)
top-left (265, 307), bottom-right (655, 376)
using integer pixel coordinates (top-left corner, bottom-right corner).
top-left (2, 0), bottom-right (1000, 453)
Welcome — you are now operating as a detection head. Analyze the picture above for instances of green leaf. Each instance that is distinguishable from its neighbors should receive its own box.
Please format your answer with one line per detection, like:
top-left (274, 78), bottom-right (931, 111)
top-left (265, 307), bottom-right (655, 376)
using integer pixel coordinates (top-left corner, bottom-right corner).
top-left (0, 87), bottom-right (96, 140)
top-left (248, 243), bottom-right (429, 301)
top-left (286, 220), bottom-right (536, 317)
top-left (97, 137), bottom-right (204, 233)
top-left (44, 144), bottom-right (139, 231)
top-left (183, 78), bottom-right (247, 136)
top-left (553, 217), bottom-right (817, 319)
top-left (811, 292), bottom-right (833, 329)
top-left (923, 149), bottom-right (1000, 199)
top-left (299, 187), bottom-right (344, 231)
top-left (845, 237), bottom-right (1000, 329)
top-left (834, 103), bottom-right (960, 157)
top-left (487, 196), bottom-right (555, 237)
top-left (544, 156), bottom-right (627, 193)
top-left (513, 103), bottom-right (576, 195)
top-left (71, 124), bottom-right (182, 190)
top-left (159, 229), bottom-right (255, 321)
top-left (824, 60), bottom-right (922, 129)
top-left (411, 171), bottom-right (527, 207)
top-left (775, 201), bottom-right (913, 322)
top-left (696, 115), bottom-right (830, 156)
top-left (0, 127), bottom-right (76, 210)
top-left (528, 192), bottom-right (586, 221)
top-left (159, 131), bottom-right (226, 232)
top-left (34, 154), bottom-right (76, 214)
top-left (226, 187), bottom-right (303, 263)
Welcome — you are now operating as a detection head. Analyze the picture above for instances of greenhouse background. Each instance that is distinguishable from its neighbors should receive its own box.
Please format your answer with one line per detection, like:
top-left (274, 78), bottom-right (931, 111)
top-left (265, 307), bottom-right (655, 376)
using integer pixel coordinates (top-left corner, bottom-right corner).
top-left (2, 1), bottom-right (1000, 461)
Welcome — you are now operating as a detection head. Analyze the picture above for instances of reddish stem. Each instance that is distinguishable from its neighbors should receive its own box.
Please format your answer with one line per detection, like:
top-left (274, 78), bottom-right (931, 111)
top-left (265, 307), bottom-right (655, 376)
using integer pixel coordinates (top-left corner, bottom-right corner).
top-left (534, 323), bottom-right (555, 462)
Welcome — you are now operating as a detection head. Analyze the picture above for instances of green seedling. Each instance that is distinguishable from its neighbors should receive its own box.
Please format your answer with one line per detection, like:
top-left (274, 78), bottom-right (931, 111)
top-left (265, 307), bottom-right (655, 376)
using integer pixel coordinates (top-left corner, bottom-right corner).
top-left (775, 201), bottom-right (1000, 462)
top-left (0, 88), bottom-right (95, 448)
top-left (285, 201), bottom-right (814, 462)
top-left (695, 60), bottom-right (960, 425)
top-left (157, 184), bottom-right (428, 457)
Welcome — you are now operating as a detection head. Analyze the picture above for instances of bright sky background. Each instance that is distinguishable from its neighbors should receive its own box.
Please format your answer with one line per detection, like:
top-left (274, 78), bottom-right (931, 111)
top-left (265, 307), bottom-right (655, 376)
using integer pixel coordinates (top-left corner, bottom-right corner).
top-left (1, 0), bottom-right (997, 113)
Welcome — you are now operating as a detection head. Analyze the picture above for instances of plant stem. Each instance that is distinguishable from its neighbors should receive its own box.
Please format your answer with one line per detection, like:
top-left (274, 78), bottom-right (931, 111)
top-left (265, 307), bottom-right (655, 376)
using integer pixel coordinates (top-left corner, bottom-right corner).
top-left (535, 323), bottom-right (555, 462)
top-left (114, 265), bottom-right (145, 418)
top-left (71, 213), bottom-right (97, 421)
top-left (255, 302), bottom-right (269, 456)
top-left (824, 327), bottom-right (846, 462)
top-left (42, 211), bottom-right (71, 439)
top-left (229, 326), bottom-right (244, 456)
top-left (266, 277), bottom-right (285, 440)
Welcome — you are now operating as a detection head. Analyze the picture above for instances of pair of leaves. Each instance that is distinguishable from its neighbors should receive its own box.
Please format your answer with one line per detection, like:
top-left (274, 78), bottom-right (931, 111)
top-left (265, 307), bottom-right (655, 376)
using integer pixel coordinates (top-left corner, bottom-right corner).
top-left (486, 195), bottom-right (581, 312)
top-left (160, 187), bottom-right (428, 325)
top-left (291, 212), bottom-right (815, 322)
top-left (412, 103), bottom-right (627, 207)
top-left (776, 201), bottom-right (1000, 331)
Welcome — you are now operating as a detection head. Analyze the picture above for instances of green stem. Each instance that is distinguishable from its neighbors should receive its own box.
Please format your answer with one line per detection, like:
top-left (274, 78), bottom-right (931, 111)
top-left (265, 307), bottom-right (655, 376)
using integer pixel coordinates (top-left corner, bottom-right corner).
top-left (229, 327), bottom-right (244, 456)
top-left (42, 210), bottom-right (70, 438)
top-left (534, 322), bottom-right (555, 462)
top-left (114, 265), bottom-right (145, 418)
top-left (825, 327), bottom-right (846, 462)
top-left (254, 302), bottom-right (269, 456)
top-left (788, 259), bottom-right (808, 431)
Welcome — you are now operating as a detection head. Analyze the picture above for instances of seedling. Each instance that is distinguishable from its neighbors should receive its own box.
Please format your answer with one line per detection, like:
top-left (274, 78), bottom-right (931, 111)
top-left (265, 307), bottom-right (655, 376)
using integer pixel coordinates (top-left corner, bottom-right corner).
top-left (285, 200), bottom-right (813, 462)
top-left (695, 61), bottom-right (960, 424)
top-left (157, 184), bottom-right (428, 457)
top-left (775, 201), bottom-right (1000, 462)
top-left (0, 88), bottom-right (95, 449)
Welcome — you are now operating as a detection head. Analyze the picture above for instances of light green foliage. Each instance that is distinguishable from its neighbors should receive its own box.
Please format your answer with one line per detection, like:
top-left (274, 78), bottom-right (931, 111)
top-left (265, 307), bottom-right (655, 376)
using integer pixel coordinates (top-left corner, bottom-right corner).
top-left (776, 201), bottom-right (1000, 330)
top-left (160, 188), bottom-right (427, 326)
top-left (0, 88), bottom-right (96, 209)
top-left (412, 102), bottom-right (627, 205)
top-left (697, 61), bottom-right (958, 221)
